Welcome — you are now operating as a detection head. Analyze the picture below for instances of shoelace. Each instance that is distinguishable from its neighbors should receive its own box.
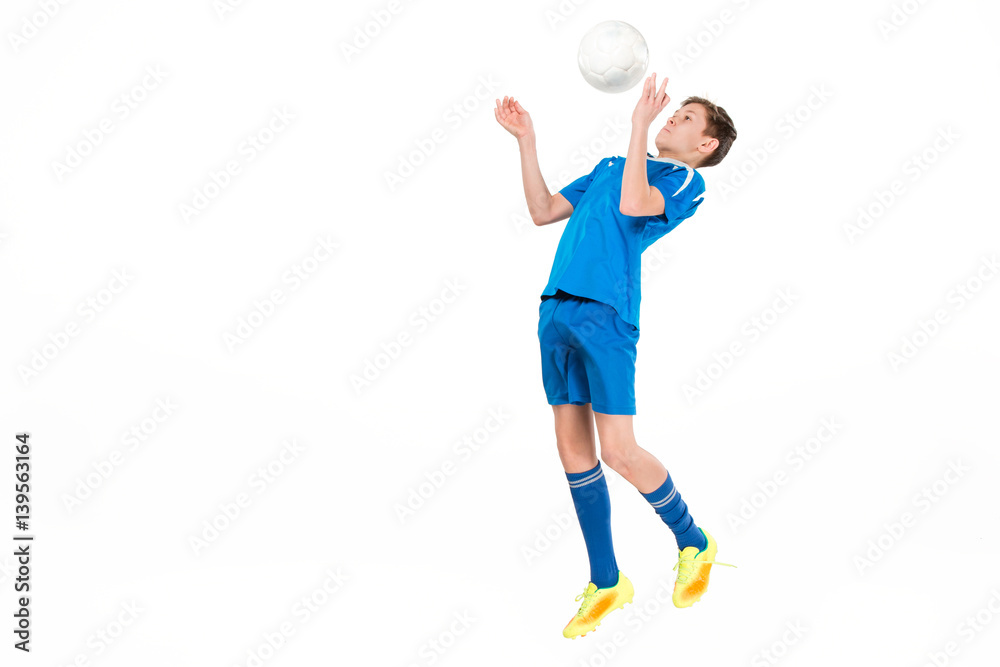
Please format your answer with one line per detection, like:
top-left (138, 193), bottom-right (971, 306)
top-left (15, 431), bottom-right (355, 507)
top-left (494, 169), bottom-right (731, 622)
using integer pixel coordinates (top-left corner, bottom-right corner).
top-left (573, 586), bottom-right (599, 616)
top-left (672, 556), bottom-right (737, 584)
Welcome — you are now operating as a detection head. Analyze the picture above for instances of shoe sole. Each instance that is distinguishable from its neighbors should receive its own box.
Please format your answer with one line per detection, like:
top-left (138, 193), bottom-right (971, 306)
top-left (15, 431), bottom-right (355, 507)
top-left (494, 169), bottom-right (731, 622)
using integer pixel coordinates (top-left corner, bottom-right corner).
top-left (674, 595), bottom-right (705, 609)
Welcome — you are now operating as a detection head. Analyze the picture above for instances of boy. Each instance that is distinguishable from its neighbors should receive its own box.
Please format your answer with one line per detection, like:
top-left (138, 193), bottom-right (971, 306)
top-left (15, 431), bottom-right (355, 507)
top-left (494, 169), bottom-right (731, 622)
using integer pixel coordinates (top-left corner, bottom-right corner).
top-left (495, 74), bottom-right (738, 639)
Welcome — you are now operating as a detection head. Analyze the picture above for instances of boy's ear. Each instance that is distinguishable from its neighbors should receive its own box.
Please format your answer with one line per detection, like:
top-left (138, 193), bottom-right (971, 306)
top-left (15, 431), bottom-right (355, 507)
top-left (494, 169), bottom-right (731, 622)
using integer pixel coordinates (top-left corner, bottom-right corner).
top-left (700, 137), bottom-right (719, 152)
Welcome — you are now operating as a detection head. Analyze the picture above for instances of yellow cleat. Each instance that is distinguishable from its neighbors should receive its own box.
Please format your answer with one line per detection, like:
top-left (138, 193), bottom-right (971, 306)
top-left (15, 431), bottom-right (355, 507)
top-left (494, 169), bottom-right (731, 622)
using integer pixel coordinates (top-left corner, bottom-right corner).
top-left (672, 528), bottom-right (736, 608)
top-left (562, 571), bottom-right (634, 639)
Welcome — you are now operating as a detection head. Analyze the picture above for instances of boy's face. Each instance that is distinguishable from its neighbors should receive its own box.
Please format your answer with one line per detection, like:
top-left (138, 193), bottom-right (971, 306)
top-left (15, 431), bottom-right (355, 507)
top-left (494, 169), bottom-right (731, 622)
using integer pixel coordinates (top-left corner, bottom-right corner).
top-left (654, 103), bottom-right (713, 165)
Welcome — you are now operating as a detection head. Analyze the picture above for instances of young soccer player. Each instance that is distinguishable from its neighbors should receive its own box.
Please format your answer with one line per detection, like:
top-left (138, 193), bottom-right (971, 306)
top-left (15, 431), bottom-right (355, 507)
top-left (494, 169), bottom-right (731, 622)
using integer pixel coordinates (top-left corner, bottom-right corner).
top-left (495, 74), bottom-right (738, 639)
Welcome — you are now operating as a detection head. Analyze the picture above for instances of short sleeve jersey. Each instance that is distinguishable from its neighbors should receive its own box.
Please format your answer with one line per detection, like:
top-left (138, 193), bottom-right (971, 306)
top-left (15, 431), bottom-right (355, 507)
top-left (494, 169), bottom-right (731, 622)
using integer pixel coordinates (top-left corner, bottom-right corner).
top-left (540, 153), bottom-right (705, 330)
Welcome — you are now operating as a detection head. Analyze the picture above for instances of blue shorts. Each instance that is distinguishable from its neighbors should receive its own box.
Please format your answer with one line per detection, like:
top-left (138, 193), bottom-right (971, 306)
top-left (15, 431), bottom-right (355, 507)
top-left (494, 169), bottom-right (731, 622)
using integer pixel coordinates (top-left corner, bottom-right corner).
top-left (537, 289), bottom-right (640, 415)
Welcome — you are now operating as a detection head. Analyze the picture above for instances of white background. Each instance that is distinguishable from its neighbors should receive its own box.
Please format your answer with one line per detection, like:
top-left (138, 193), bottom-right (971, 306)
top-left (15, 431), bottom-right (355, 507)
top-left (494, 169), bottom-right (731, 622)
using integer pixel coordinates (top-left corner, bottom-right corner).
top-left (2, 0), bottom-right (999, 664)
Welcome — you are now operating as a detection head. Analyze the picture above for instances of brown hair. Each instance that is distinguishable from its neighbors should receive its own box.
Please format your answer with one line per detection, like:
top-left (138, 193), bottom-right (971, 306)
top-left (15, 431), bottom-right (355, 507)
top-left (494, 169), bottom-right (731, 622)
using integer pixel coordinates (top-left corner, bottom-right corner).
top-left (680, 96), bottom-right (736, 168)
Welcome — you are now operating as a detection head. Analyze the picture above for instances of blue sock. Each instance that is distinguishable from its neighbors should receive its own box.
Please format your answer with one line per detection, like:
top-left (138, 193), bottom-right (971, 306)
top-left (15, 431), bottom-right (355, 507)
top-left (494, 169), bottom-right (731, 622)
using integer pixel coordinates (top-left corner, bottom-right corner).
top-left (566, 463), bottom-right (620, 590)
top-left (640, 472), bottom-right (707, 552)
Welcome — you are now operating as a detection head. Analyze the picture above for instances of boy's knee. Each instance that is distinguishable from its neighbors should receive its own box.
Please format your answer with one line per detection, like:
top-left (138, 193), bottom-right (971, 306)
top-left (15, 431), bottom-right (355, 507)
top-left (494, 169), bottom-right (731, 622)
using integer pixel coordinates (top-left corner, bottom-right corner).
top-left (600, 443), bottom-right (631, 472)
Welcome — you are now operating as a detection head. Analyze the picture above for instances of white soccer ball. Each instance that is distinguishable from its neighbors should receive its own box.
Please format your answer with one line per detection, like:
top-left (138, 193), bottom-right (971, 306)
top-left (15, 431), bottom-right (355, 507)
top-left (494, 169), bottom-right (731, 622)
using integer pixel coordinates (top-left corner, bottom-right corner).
top-left (577, 20), bottom-right (649, 93)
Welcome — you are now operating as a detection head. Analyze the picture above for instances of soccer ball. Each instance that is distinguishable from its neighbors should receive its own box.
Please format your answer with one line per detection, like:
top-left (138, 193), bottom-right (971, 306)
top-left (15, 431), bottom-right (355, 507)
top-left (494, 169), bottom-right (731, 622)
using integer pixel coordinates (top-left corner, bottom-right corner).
top-left (577, 20), bottom-right (649, 93)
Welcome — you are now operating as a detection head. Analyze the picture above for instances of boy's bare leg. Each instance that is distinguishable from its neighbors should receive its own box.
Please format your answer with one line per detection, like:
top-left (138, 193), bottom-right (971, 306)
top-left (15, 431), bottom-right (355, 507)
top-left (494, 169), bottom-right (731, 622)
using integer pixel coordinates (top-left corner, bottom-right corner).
top-left (551, 404), bottom-right (599, 473)
top-left (592, 412), bottom-right (668, 493)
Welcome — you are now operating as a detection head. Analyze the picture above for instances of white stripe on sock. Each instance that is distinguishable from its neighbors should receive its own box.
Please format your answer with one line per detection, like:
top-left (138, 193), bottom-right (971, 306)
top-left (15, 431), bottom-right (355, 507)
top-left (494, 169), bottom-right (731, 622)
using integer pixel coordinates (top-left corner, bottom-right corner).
top-left (650, 487), bottom-right (677, 508)
top-left (568, 467), bottom-right (604, 488)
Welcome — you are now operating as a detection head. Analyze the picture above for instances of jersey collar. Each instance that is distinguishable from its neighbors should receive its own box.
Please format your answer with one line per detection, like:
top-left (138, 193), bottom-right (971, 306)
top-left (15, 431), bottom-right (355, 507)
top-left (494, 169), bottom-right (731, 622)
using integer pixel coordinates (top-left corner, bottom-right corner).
top-left (646, 153), bottom-right (694, 170)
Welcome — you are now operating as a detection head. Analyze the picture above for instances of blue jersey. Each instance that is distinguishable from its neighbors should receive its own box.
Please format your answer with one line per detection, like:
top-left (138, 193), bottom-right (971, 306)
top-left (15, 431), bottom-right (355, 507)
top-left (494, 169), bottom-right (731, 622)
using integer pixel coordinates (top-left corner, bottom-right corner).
top-left (540, 153), bottom-right (706, 330)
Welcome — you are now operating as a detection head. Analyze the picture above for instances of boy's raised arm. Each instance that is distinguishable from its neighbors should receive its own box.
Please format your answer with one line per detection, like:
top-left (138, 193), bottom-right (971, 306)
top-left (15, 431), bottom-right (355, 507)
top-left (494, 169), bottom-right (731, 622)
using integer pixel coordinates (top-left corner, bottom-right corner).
top-left (496, 96), bottom-right (568, 226)
top-left (622, 74), bottom-right (670, 217)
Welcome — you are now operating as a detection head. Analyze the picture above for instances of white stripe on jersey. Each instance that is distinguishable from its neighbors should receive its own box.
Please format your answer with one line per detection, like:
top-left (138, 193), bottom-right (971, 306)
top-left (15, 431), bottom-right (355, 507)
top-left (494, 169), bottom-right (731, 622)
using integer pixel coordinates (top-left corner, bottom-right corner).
top-left (648, 155), bottom-right (698, 198)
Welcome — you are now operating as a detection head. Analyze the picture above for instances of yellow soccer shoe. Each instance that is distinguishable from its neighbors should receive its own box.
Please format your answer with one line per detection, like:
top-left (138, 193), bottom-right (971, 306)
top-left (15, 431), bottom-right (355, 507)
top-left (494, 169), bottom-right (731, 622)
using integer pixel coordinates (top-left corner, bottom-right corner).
top-left (672, 528), bottom-right (737, 608)
top-left (562, 571), bottom-right (634, 639)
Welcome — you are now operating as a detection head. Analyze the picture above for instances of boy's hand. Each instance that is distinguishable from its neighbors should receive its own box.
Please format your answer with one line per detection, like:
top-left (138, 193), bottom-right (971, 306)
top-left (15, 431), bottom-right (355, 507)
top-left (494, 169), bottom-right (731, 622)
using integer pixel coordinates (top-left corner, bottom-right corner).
top-left (631, 73), bottom-right (670, 127)
top-left (495, 96), bottom-right (534, 140)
